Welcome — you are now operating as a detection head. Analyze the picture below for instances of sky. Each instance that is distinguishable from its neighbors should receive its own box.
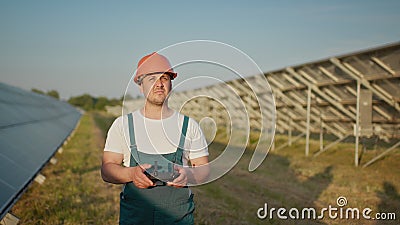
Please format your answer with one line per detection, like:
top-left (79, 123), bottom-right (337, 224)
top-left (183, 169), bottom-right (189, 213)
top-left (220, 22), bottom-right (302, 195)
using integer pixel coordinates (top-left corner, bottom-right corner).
top-left (1, 0), bottom-right (399, 100)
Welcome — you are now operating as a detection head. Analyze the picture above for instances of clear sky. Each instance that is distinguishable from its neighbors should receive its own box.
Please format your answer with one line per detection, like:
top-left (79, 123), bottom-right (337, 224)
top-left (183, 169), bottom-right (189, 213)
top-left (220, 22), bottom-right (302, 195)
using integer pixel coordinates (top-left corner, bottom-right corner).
top-left (1, 0), bottom-right (399, 100)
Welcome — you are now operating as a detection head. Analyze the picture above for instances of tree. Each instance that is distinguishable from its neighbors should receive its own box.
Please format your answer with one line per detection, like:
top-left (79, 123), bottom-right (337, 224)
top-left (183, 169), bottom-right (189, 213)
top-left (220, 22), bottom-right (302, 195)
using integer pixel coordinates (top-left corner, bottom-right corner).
top-left (109, 98), bottom-right (122, 106)
top-left (31, 88), bottom-right (60, 100)
top-left (68, 94), bottom-right (122, 111)
top-left (68, 94), bottom-right (95, 111)
top-left (94, 97), bottom-right (108, 110)
top-left (47, 90), bottom-right (60, 99)
top-left (31, 88), bottom-right (45, 95)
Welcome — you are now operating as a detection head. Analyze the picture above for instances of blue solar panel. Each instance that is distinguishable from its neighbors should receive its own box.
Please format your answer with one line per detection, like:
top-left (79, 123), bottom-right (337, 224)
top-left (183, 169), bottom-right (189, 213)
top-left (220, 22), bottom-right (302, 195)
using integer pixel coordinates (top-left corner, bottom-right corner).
top-left (0, 82), bottom-right (81, 219)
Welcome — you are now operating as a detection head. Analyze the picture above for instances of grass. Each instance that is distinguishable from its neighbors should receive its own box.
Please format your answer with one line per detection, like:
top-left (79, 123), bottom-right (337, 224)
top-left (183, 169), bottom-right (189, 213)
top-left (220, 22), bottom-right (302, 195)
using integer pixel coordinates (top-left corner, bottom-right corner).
top-left (92, 111), bottom-right (117, 139)
top-left (10, 112), bottom-right (120, 224)
top-left (9, 113), bottom-right (400, 224)
top-left (192, 134), bottom-right (400, 225)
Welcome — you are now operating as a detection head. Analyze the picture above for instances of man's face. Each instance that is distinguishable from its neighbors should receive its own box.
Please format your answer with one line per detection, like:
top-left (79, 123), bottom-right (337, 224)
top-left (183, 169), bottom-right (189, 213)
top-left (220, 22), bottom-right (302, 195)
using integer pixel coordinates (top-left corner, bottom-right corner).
top-left (140, 73), bottom-right (172, 106)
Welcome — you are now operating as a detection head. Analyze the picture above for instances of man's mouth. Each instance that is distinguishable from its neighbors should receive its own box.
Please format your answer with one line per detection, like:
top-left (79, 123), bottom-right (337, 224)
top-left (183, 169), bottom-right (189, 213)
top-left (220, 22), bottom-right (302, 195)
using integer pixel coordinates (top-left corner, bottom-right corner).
top-left (154, 89), bottom-right (164, 94)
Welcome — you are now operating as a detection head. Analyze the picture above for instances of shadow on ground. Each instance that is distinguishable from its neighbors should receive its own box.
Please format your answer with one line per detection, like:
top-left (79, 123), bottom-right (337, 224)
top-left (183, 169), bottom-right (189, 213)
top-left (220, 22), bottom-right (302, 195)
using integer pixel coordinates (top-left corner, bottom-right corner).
top-left (375, 181), bottom-right (400, 224)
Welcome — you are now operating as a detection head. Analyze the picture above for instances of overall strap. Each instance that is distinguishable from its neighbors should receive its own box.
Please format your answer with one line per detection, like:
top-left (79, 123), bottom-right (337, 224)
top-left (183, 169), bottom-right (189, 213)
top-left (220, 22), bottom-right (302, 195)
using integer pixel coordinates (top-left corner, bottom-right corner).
top-left (127, 113), bottom-right (189, 165)
top-left (127, 113), bottom-right (139, 166)
top-left (174, 115), bottom-right (189, 164)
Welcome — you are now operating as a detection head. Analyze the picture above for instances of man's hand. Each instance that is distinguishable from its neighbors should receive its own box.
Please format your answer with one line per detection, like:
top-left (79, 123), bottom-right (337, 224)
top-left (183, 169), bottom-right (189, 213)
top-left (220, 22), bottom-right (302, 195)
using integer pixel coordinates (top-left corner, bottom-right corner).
top-left (131, 164), bottom-right (155, 188)
top-left (167, 165), bottom-right (187, 188)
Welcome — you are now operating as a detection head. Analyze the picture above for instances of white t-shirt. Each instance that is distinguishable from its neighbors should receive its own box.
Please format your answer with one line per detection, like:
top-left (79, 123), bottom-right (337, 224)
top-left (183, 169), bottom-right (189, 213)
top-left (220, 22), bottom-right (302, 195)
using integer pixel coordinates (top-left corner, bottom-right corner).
top-left (104, 110), bottom-right (209, 167)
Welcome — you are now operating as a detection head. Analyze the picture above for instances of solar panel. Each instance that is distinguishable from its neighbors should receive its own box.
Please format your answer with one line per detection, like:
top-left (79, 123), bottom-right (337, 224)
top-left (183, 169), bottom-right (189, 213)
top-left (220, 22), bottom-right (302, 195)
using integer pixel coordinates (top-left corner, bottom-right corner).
top-left (0, 82), bottom-right (81, 219)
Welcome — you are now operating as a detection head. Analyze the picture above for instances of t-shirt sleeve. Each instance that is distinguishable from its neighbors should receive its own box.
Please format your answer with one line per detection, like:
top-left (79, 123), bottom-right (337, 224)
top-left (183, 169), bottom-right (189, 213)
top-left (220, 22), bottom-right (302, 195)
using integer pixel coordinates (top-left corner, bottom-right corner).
top-left (186, 118), bottom-right (209, 160)
top-left (104, 116), bottom-right (127, 154)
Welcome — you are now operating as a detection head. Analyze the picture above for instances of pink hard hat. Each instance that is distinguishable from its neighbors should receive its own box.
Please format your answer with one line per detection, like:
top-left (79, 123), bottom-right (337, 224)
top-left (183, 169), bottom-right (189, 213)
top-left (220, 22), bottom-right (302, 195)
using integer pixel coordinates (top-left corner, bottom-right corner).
top-left (134, 52), bottom-right (177, 84)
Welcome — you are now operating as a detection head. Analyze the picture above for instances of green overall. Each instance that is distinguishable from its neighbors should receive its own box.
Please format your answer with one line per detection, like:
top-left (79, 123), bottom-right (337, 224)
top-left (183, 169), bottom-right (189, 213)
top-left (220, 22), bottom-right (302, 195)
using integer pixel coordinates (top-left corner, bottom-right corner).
top-left (119, 113), bottom-right (194, 225)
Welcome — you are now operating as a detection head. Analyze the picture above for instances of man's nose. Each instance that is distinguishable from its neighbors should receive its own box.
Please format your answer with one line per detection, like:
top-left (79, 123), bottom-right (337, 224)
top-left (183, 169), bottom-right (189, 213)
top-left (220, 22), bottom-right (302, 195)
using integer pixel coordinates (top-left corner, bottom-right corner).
top-left (155, 78), bottom-right (164, 87)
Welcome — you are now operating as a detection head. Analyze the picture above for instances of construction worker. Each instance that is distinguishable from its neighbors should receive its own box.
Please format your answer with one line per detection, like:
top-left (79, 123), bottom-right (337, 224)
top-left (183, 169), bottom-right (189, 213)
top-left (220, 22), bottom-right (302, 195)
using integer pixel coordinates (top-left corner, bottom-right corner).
top-left (101, 52), bottom-right (210, 224)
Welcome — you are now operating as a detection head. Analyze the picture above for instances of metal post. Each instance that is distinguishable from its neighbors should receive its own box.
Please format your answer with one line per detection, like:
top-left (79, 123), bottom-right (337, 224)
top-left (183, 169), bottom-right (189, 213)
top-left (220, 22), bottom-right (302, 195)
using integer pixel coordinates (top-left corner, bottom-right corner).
top-left (320, 114), bottom-right (324, 152)
top-left (288, 116), bottom-right (292, 146)
top-left (363, 141), bottom-right (400, 168)
top-left (306, 86), bottom-right (311, 157)
top-left (275, 133), bottom-right (306, 151)
top-left (355, 80), bottom-right (361, 167)
top-left (314, 135), bottom-right (349, 157)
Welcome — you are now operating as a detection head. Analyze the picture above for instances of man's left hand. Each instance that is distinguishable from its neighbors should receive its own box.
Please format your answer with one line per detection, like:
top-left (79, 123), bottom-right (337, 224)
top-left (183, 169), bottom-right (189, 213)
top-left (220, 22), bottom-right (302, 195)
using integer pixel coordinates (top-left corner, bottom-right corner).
top-left (167, 165), bottom-right (187, 188)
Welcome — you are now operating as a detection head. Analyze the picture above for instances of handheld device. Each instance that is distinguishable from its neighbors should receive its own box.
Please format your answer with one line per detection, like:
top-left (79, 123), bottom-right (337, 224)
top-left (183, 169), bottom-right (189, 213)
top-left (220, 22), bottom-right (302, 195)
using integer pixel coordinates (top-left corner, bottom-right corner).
top-left (144, 161), bottom-right (180, 185)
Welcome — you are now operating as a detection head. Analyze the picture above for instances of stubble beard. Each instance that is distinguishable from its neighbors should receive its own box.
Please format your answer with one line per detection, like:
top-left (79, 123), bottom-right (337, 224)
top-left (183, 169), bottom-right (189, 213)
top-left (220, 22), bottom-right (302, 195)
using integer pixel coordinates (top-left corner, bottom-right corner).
top-left (146, 91), bottom-right (168, 107)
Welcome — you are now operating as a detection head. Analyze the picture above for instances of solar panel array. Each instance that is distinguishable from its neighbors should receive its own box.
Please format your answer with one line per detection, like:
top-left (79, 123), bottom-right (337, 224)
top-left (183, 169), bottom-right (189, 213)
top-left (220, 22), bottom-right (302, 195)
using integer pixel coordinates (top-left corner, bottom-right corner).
top-left (0, 82), bottom-right (81, 219)
top-left (170, 42), bottom-right (400, 140)
top-left (268, 43), bottom-right (400, 141)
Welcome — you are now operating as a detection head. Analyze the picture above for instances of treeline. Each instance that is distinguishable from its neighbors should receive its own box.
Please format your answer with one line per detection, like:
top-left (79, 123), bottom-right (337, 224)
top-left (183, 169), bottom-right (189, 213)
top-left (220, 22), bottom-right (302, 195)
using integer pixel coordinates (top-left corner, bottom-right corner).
top-left (31, 88), bottom-right (122, 111)
top-left (68, 94), bottom-right (121, 111)
top-left (32, 88), bottom-right (60, 99)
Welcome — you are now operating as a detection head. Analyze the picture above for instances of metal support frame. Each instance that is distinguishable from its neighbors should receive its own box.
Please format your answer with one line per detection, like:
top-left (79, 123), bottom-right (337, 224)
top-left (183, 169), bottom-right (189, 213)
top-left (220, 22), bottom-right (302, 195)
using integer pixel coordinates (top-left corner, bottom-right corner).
top-left (355, 80), bottom-right (361, 167)
top-left (330, 57), bottom-right (400, 111)
top-left (287, 67), bottom-right (356, 119)
top-left (274, 97), bottom-right (343, 138)
top-left (0, 213), bottom-right (19, 225)
top-left (314, 135), bottom-right (350, 157)
top-left (34, 173), bottom-right (46, 185)
top-left (371, 56), bottom-right (396, 75)
top-left (274, 133), bottom-right (306, 151)
top-left (306, 86), bottom-right (312, 157)
top-left (363, 141), bottom-right (400, 168)
top-left (319, 111), bottom-right (324, 152)
top-left (288, 116), bottom-right (292, 146)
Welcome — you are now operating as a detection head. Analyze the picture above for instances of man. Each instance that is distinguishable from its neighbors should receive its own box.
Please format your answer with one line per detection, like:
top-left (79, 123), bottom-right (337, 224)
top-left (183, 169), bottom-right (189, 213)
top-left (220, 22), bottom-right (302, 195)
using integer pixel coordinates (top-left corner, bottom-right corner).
top-left (101, 52), bottom-right (210, 225)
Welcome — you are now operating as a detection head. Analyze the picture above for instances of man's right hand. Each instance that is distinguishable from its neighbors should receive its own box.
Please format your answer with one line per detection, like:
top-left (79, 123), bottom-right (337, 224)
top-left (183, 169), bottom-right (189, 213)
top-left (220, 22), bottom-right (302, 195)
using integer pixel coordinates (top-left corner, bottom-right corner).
top-left (101, 152), bottom-right (155, 188)
top-left (130, 164), bottom-right (155, 188)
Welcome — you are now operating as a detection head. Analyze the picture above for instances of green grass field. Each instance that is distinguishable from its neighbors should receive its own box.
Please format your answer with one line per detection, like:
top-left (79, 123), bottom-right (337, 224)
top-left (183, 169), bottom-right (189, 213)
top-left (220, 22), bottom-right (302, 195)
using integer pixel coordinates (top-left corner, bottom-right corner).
top-left (10, 113), bottom-right (121, 224)
top-left (10, 112), bottom-right (400, 224)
